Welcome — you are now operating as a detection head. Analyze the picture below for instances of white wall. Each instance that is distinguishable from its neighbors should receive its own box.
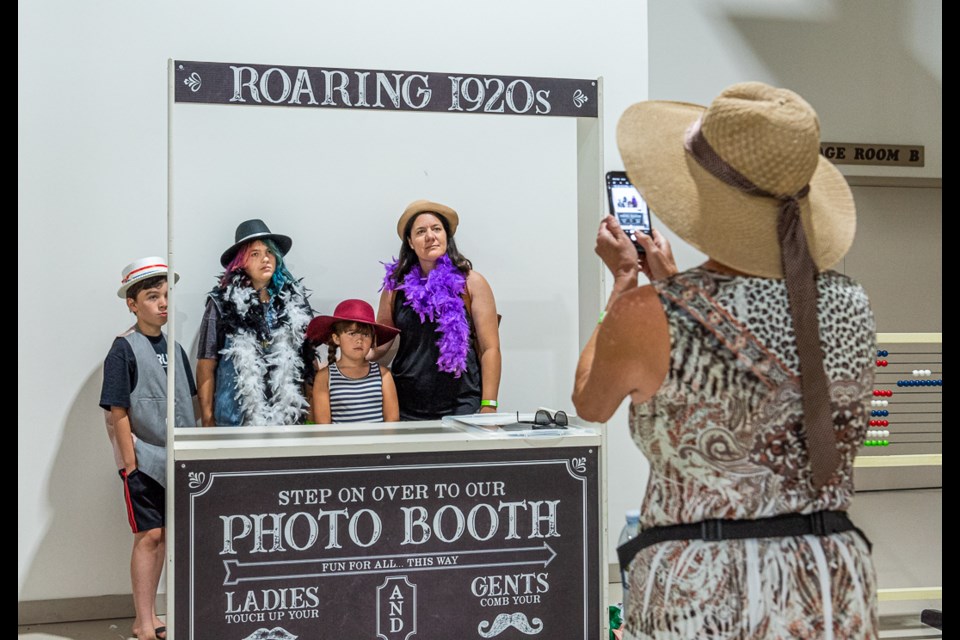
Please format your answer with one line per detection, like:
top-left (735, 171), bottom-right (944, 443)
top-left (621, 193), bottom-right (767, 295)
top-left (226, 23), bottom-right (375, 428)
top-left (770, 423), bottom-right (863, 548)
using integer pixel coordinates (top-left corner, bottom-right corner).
top-left (648, 0), bottom-right (941, 180)
top-left (18, 0), bottom-right (649, 603)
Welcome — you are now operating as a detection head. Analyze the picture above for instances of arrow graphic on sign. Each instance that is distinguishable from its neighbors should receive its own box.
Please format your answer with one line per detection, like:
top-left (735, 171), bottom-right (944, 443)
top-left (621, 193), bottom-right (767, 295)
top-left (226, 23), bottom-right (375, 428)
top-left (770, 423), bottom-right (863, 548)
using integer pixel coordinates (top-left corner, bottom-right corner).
top-left (222, 543), bottom-right (557, 586)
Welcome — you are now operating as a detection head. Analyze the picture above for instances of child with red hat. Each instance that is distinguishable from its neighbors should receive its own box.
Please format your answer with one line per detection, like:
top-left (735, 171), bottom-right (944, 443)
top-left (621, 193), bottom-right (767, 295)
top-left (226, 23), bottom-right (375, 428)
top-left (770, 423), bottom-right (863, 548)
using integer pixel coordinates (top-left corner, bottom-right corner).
top-left (307, 299), bottom-right (400, 423)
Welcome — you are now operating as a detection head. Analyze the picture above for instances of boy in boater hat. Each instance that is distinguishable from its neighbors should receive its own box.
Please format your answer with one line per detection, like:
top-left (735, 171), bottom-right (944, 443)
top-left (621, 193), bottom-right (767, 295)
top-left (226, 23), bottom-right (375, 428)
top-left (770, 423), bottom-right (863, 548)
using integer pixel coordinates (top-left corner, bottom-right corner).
top-left (99, 256), bottom-right (198, 640)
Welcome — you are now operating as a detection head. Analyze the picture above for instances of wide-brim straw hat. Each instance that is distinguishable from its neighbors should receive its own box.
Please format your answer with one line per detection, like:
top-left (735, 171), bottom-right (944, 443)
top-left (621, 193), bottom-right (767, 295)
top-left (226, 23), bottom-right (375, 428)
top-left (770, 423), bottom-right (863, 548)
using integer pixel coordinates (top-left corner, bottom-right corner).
top-left (306, 299), bottom-right (400, 346)
top-left (220, 218), bottom-right (293, 267)
top-left (117, 256), bottom-right (179, 298)
top-left (616, 81), bottom-right (855, 278)
top-left (396, 200), bottom-right (460, 239)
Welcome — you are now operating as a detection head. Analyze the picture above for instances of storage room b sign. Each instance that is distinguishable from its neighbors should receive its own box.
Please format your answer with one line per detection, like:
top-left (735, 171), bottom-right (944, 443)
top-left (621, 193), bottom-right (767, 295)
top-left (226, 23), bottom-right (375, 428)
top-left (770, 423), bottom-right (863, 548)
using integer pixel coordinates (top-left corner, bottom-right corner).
top-left (175, 448), bottom-right (600, 639)
top-left (820, 142), bottom-right (924, 167)
top-left (174, 60), bottom-right (598, 118)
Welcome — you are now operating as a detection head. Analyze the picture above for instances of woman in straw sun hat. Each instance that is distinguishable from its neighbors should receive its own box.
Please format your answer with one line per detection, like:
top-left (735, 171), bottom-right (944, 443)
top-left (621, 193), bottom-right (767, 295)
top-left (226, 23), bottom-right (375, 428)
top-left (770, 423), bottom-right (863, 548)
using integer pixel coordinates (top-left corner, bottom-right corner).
top-left (573, 82), bottom-right (877, 638)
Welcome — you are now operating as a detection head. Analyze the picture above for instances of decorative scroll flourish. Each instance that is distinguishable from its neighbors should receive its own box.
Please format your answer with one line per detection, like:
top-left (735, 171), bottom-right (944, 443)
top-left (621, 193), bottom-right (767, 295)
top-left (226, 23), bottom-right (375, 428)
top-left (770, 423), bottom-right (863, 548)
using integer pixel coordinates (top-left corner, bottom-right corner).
top-left (570, 457), bottom-right (587, 474)
top-left (187, 471), bottom-right (206, 489)
top-left (178, 64), bottom-right (202, 92)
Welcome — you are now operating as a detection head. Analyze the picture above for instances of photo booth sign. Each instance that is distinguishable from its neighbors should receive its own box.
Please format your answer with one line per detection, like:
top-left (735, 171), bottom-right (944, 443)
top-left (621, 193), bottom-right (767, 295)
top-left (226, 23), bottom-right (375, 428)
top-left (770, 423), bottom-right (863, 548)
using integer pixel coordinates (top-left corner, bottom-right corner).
top-left (174, 60), bottom-right (599, 118)
top-left (174, 447), bottom-right (600, 639)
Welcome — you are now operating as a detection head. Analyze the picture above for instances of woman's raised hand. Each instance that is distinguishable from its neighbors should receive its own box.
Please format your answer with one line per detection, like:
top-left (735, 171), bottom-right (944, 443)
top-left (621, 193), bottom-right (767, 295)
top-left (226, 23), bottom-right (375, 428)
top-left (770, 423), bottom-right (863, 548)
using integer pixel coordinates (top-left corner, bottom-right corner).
top-left (595, 215), bottom-right (641, 286)
top-left (633, 228), bottom-right (678, 282)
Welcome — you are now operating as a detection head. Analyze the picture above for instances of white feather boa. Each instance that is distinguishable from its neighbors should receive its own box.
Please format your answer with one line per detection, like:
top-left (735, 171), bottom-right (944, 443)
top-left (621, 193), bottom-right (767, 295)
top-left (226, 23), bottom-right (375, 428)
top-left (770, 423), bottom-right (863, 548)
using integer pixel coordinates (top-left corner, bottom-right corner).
top-left (218, 282), bottom-right (312, 425)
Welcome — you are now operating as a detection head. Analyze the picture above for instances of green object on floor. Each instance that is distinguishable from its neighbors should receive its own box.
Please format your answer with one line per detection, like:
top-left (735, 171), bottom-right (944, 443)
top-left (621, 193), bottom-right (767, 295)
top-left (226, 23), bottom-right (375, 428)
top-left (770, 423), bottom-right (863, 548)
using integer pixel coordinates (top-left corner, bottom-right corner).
top-left (609, 603), bottom-right (624, 638)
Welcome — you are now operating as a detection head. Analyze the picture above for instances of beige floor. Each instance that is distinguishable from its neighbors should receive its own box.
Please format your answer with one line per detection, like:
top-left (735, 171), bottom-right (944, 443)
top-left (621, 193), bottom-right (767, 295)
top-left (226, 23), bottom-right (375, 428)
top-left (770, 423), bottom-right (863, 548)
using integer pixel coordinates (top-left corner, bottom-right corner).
top-left (17, 617), bottom-right (148, 640)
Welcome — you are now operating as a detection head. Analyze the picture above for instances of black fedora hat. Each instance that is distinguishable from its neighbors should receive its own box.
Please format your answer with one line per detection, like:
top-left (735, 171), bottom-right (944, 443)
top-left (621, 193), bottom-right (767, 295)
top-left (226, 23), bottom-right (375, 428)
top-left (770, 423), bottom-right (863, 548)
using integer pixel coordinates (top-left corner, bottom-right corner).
top-left (220, 219), bottom-right (293, 267)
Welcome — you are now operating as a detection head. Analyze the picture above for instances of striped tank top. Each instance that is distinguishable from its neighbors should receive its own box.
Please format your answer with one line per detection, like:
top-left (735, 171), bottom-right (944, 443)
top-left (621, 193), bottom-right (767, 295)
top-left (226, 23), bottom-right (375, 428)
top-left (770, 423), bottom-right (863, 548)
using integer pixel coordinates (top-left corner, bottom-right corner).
top-left (328, 361), bottom-right (384, 423)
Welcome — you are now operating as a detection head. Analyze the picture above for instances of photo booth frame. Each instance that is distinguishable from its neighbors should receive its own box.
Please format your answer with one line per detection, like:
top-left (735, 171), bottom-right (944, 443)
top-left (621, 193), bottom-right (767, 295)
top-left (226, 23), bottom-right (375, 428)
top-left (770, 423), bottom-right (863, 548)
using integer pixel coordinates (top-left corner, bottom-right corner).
top-left (164, 58), bottom-right (608, 636)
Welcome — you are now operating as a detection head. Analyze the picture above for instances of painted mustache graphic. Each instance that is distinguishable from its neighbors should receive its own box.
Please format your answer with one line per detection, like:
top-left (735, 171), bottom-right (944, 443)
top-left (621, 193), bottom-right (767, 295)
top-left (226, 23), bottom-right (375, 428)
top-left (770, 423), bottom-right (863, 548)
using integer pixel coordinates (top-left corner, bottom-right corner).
top-left (478, 612), bottom-right (545, 637)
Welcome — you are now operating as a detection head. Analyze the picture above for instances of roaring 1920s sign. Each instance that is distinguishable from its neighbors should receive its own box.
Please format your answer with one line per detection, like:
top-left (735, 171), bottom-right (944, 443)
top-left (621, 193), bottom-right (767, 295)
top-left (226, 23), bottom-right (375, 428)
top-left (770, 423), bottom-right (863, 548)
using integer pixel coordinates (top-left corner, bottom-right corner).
top-left (174, 60), bottom-right (599, 118)
top-left (175, 447), bottom-right (600, 639)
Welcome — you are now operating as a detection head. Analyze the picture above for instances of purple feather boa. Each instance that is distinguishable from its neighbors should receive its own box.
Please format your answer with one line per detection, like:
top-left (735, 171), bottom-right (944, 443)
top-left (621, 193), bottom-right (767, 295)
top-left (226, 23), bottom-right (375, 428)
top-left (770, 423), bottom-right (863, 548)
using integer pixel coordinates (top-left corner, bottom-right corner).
top-left (382, 254), bottom-right (470, 377)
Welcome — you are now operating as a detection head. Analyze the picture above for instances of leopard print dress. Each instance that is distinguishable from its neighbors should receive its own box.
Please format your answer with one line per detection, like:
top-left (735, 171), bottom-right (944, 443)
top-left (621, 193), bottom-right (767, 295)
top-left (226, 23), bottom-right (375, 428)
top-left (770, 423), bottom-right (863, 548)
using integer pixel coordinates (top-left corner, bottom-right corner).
top-left (624, 268), bottom-right (878, 640)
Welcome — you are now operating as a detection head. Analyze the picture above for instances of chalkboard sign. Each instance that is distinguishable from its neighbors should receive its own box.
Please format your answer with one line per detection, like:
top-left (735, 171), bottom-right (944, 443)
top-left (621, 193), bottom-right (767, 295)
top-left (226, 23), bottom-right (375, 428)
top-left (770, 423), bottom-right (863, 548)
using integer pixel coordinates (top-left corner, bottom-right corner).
top-left (174, 60), bottom-right (599, 118)
top-left (175, 446), bottom-right (600, 639)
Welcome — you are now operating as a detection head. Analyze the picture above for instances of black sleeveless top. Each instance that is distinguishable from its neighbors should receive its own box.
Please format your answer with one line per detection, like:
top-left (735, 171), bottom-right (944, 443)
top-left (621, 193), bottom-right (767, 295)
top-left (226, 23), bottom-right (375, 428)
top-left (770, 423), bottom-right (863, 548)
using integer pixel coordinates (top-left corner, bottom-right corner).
top-left (391, 289), bottom-right (482, 420)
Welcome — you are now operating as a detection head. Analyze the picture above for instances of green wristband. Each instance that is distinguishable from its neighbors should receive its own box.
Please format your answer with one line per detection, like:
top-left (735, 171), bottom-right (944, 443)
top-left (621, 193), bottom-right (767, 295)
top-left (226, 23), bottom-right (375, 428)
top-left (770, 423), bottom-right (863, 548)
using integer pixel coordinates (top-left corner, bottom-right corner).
top-left (480, 399), bottom-right (499, 408)
top-left (598, 310), bottom-right (607, 324)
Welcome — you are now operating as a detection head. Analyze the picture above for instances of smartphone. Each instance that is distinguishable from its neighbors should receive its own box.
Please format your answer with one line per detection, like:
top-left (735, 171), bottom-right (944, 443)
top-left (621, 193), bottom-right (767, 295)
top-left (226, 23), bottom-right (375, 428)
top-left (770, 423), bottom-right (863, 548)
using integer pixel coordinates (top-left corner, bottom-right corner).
top-left (606, 171), bottom-right (653, 253)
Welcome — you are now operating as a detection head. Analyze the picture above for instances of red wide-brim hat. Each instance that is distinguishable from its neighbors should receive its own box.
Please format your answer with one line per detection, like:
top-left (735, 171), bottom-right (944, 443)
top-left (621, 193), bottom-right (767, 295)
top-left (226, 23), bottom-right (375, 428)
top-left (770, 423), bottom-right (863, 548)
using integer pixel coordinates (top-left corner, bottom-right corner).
top-left (306, 299), bottom-right (400, 345)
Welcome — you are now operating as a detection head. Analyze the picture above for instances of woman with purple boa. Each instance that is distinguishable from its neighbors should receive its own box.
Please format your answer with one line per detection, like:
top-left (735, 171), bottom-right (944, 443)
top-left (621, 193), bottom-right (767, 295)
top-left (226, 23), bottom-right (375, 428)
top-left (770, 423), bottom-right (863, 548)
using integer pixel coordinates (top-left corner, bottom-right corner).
top-left (375, 200), bottom-right (501, 421)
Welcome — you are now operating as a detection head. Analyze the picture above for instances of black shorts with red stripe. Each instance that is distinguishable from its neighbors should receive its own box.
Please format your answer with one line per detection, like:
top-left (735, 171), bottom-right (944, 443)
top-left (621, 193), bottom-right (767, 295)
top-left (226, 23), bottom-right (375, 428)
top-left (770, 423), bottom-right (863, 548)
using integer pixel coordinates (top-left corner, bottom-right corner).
top-left (120, 468), bottom-right (164, 533)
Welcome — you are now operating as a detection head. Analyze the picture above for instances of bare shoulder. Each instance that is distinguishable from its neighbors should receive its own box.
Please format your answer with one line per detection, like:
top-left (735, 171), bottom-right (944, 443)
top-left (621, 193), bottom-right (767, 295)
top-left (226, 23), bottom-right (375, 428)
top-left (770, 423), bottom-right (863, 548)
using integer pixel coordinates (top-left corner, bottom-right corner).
top-left (465, 270), bottom-right (494, 296)
top-left (597, 285), bottom-right (669, 371)
top-left (378, 288), bottom-right (397, 305)
top-left (376, 288), bottom-right (397, 325)
top-left (609, 285), bottom-right (662, 325)
top-left (602, 284), bottom-right (669, 400)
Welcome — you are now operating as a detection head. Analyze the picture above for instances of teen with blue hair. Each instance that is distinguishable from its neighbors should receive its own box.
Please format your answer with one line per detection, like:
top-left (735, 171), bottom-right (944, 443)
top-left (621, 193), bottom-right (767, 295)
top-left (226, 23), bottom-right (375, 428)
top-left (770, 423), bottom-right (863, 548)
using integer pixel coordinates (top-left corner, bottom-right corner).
top-left (196, 219), bottom-right (314, 426)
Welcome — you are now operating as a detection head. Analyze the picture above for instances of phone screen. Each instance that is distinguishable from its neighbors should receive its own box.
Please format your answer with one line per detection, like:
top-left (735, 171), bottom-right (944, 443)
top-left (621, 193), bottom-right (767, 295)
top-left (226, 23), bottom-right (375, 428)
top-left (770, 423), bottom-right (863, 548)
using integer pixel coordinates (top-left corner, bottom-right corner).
top-left (606, 171), bottom-right (653, 249)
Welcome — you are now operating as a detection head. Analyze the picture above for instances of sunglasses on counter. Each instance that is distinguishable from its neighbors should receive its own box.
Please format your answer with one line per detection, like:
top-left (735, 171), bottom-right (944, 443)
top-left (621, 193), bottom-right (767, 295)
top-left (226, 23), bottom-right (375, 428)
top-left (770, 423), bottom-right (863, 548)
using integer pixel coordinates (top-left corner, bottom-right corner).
top-left (517, 409), bottom-right (569, 429)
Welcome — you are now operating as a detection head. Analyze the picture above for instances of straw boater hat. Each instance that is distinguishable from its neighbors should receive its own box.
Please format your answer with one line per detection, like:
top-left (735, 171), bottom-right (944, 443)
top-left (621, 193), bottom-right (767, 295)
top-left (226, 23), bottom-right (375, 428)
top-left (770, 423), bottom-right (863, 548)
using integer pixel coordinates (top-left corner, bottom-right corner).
top-left (117, 256), bottom-right (179, 298)
top-left (616, 81), bottom-right (855, 278)
top-left (220, 219), bottom-right (293, 267)
top-left (396, 200), bottom-right (460, 239)
top-left (306, 299), bottom-right (400, 346)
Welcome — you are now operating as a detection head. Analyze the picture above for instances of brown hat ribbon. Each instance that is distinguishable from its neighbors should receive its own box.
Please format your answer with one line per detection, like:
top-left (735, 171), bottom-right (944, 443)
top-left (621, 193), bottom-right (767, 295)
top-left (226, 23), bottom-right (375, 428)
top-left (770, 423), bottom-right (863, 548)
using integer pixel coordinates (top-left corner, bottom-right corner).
top-left (684, 118), bottom-right (839, 489)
